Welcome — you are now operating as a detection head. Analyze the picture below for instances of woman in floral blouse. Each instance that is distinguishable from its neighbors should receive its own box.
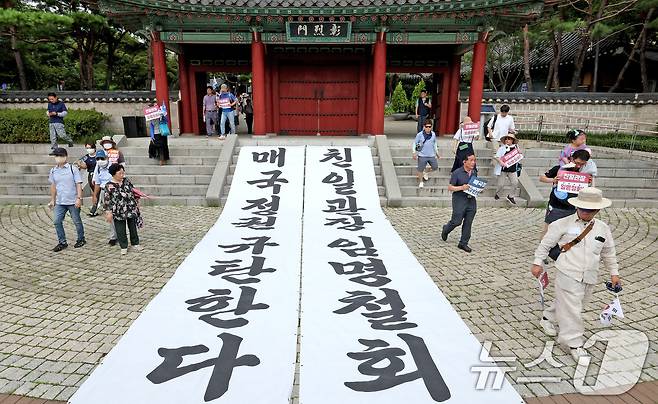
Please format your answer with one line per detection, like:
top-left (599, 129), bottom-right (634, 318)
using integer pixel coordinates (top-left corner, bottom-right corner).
top-left (103, 163), bottom-right (142, 255)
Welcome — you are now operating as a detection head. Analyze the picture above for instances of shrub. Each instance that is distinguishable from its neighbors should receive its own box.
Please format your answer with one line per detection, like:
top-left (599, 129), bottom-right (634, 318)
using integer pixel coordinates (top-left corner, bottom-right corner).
top-left (516, 131), bottom-right (658, 153)
top-left (0, 109), bottom-right (107, 143)
top-left (390, 82), bottom-right (409, 113)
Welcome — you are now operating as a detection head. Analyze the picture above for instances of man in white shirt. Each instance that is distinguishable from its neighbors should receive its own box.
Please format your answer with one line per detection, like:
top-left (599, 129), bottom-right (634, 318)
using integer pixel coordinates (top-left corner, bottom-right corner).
top-left (487, 104), bottom-right (516, 142)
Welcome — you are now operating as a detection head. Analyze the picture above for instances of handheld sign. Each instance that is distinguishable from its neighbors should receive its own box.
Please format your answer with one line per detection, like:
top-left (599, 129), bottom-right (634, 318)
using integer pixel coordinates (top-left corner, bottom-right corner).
top-left (464, 176), bottom-right (487, 198)
top-left (461, 122), bottom-right (480, 142)
top-left (557, 170), bottom-right (591, 193)
top-left (500, 147), bottom-right (524, 168)
top-left (143, 106), bottom-right (162, 121)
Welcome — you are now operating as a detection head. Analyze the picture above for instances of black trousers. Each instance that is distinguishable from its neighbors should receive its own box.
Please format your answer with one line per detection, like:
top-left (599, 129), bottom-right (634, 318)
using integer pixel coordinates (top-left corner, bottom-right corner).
top-left (114, 217), bottom-right (139, 249)
top-left (443, 193), bottom-right (477, 246)
top-left (246, 114), bottom-right (253, 134)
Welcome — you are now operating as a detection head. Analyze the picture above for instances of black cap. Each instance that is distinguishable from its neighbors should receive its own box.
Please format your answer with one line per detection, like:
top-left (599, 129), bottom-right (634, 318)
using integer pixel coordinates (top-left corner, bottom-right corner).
top-left (49, 147), bottom-right (68, 157)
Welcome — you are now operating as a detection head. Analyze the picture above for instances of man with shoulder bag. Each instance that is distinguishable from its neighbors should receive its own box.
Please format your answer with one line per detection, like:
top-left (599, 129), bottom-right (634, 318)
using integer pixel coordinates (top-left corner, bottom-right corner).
top-left (530, 187), bottom-right (621, 362)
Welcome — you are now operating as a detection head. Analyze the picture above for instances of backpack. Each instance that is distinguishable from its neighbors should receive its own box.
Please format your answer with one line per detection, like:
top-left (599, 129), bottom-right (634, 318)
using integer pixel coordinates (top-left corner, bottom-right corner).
top-left (485, 114), bottom-right (498, 142)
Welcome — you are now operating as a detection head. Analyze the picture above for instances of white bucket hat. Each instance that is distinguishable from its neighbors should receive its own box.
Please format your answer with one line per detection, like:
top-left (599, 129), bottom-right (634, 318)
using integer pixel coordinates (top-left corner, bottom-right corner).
top-left (568, 187), bottom-right (612, 210)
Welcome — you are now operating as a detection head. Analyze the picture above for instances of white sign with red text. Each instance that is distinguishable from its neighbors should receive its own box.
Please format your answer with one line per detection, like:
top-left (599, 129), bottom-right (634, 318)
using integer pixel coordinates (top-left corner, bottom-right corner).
top-left (500, 148), bottom-right (524, 168)
top-left (143, 106), bottom-right (162, 121)
top-left (557, 171), bottom-right (591, 194)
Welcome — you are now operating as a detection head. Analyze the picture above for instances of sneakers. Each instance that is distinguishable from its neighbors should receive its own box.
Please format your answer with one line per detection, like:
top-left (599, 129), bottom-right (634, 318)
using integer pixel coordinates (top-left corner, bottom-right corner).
top-left (121, 248), bottom-right (128, 255)
top-left (108, 239), bottom-right (117, 246)
top-left (132, 245), bottom-right (143, 252)
top-left (506, 195), bottom-right (517, 205)
top-left (52, 243), bottom-right (68, 252)
top-left (570, 346), bottom-right (590, 362)
top-left (494, 194), bottom-right (500, 200)
top-left (540, 318), bottom-right (557, 336)
top-left (219, 135), bottom-right (226, 140)
top-left (418, 181), bottom-right (424, 189)
top-left (73, 239), bottom-right (86, 248)
top-left (422, 172), bottom-right (429, 181)
top-left (457, 244), bottom-right (472, 253)
top-left (441, 227), bottom-right (448, 242)
top-left (88, 206), bottom-right (98, 217)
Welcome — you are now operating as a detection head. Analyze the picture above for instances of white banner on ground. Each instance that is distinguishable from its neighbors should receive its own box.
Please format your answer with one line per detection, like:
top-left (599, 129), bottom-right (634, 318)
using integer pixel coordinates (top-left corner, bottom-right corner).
top-left (69, 147), bottom-right (304, 404)
top-left (300, 146), bottom-right (523, 404)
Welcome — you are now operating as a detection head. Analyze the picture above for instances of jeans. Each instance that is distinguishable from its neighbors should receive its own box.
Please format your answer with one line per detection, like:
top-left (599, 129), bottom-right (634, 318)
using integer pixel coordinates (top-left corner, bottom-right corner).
top-left (205, 110), bottom-right (218, 136)
top-left (53, 204), bottom-right (84, 244)
top-left (114, 217), bottom-right (139, 249)
top-left (443, 194), bottom-right (477, 246)
top-left (49, 123), bottom-right (73, 148)
top-left (220, 110), bottom-right (236, 135)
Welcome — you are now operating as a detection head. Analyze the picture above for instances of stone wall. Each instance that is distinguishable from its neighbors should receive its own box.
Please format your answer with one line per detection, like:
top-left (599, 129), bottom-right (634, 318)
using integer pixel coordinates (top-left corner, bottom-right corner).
top-left (460, 92), bottom-right (658, 135)
top-left (0, 91), bottom-right (180, 136)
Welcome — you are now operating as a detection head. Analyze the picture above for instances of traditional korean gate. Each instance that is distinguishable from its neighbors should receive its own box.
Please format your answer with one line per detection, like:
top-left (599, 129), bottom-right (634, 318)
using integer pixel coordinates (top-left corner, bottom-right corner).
top-left (278, 63), bottom-right (360, 136)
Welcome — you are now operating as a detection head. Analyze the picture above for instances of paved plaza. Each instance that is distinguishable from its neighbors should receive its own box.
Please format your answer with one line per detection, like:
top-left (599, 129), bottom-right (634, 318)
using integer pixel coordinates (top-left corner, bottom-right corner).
top-left (0, 205), bottom-right (656, 402)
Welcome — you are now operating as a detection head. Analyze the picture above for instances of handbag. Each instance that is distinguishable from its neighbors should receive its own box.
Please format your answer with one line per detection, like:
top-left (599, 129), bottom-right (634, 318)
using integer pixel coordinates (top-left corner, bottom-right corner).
top-left (548, 221), bottom-right (594, 261)
top-left (159, 121), bottom-right (171, 137)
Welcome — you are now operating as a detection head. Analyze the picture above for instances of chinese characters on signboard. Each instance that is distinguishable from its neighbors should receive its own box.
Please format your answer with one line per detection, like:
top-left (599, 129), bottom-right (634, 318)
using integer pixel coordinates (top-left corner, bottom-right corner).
top-left (287, 22), bottom-right (351, 42)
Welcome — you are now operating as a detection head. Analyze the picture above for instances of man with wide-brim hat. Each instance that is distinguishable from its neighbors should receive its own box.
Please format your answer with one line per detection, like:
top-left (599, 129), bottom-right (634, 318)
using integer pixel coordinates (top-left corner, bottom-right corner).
top-left (530, 187), bottom-right (620, 362)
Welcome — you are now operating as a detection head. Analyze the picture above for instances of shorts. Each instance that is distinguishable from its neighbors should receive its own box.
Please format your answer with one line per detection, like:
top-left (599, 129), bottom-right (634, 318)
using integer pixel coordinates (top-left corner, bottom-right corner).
top-left (417, 156), bottom-right (438, 172)
top-left (544, 206), bottom-right (575, 224)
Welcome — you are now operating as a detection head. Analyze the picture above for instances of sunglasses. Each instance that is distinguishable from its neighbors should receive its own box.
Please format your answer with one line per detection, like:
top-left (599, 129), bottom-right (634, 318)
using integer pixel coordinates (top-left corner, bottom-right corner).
top-left (424, 125), bottom-right (432, 128)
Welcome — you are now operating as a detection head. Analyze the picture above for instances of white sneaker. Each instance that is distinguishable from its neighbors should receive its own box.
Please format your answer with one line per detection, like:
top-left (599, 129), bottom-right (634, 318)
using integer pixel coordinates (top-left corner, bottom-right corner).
top-left (219, 135), bottom-right (226, 140)
top-left (121, 248), bottom-right (128, 255)
top-left (418, 181), bottom-right (424, 189)
top-left (570, 346), bottom-right (590, 362)
top-left (132, 245), bottom-right (143, 252)
top-left (540, 319), bottom-right (557, 336)
top-left (423, 172), bottom-right (429, 181)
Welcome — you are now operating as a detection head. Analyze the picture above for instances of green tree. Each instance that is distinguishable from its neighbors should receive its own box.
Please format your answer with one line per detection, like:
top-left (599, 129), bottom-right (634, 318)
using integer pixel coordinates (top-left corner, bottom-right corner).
top-left (390, 81), bottom-right (409, 113)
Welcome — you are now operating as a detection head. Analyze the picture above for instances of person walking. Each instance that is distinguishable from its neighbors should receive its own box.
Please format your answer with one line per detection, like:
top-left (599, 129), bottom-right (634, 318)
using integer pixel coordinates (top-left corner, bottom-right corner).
top-left (99, 136), bottom-right (125, 167)
top-left (441, 153), bottom-right (478, 253)
top-left (46, 92), bottom-right (74, 149)
top-left (76, 143), bottom-right (97, 192)
top-left (202, 86), bottom-right (218, 137)
top-left (48, 147), bottom-right (85, 252)
top-left (559, 129), bottom-right (591, 167)
top-left (531, 187), bottom-right (620, 362)
top-left (147, 104), bottom-right (170, 166)
top-left (451, 116), bottom-right (478, 172)
top-left (412, 119), bottom-right (439, 189)
top-left (244, 98), bottom-right (254, 134)
top-left (89, 149), bottom-right (112, 216)
top-left (103, 164), bottom-right (142, 255)
top-left (493, 133), bottom-right (520, 205)
top-left (486, 104), bottom-right (516, 143)
top-left (415, 90), bottom-right (432, 134)
top-left (216, 83), bottom-right (237, 139)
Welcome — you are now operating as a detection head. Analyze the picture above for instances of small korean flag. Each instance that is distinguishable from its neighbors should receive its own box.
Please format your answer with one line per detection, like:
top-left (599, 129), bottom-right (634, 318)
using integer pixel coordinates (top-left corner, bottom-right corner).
top-left (599, 297), bottom-right (624, 326)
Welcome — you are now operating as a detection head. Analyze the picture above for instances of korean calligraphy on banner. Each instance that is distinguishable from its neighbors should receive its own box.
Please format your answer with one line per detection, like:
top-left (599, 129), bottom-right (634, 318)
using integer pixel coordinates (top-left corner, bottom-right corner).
top-left (300, 147), bottom-right (523, 404)
top-left (557, 171), bottom-right (591, 194)
top-left (69, 147), bottom-right (305, 404)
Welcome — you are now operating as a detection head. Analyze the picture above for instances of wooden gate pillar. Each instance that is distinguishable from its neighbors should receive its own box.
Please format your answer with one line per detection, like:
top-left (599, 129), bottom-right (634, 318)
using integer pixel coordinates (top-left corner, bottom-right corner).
top-left (468, 34), bottom-right (488, 122)
top-left (370, 31), bottom-right (386, 135)
top-left (152, 32), bottom-right (171, 127)
top-left (251, 30), bottom-right (267, 135)
top-left (177, 52), bottom-right (192, 134)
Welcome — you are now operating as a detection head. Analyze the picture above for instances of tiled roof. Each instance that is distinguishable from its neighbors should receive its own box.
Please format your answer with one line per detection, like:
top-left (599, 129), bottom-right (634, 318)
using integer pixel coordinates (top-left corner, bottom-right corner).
top-left (176, 0), bottom-right (467, 6)
top-left (0, 91), bottom-right (180, 103)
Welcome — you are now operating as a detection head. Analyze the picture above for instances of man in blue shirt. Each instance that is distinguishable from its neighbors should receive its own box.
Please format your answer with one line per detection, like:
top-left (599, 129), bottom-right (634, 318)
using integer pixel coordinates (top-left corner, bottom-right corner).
top-left (441, 153), bottom-right (478, 253)
top-left (48, 147), bottom-right (85, 252)
top-left (46, 92), bottom-right (74, 149)
top-left (412, 119), bottom-right (438, 189)
top-left (216, 84), bottom-right (237, 139)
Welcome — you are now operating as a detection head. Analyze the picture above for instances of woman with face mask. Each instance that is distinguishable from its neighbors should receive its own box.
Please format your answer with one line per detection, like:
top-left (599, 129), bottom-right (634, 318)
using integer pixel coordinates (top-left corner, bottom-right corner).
top-left (76, 143), bottom-right (97, 191)
top-left (99, 136), bottom-right (125, 167)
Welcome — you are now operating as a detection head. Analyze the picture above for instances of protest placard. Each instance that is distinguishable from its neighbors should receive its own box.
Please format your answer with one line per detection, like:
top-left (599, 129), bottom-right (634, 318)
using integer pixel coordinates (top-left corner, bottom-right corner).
top-left (460, 122), bottom-right (480, 142)
top-left (143, 106), bottom-right (162, 121)
top-left (464, 176), bottom-right (487, 198)
top-left (500, 148), bottom-right (524, 168)
top-left (557, 171), bottom-right (591, 193)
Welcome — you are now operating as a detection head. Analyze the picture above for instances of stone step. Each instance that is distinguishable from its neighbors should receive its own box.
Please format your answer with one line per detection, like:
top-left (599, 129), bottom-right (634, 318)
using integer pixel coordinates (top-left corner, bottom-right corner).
top-left (0, 163), bottom-right (216, 176)
top-left (0, 185), bottom-right (51, 195)
top-left (133, 184), bottom-right (208, 197)
top-left (137, 196), bottom-right (209, 206)
top-left (0, 195), bottom-right (52, 205)
top-left (0, 173), bottom-right (53, 185)
top-left (520, 167), bottom-right (658, 178)
top-left (123, 174), bottom-right (212, 186)
top-left (0, 144), bottom-right (87, 154)
top-left (394, 166), bottom-right (494, 176)
top-left (519, 157), bottom-right (653, 169)
top-left (398, 196), bottom-right (529, 208)
top-left (123, 156), bottom-right (218, 166)
top-left (118, 147), bottom-right (223, 157)
top-left (124, 137), bottom-right (225, 147)
top-left (397, 175), bottom-right (489, 186)
top-left (400, 185), bottom-right (498, 197)
top-left (392, 156), bottom-right (493, 166)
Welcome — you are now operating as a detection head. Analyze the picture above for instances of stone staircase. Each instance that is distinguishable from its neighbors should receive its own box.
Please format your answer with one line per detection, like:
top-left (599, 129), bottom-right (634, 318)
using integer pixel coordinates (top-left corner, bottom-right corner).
top-left (220, 138), bottom-right (386, 206)
top-left (120, 137), bottom-right (223, 206)
top-left (0, 144), bottom-right (89, 205)
top-left (388, 138), bottom-right (523, 207)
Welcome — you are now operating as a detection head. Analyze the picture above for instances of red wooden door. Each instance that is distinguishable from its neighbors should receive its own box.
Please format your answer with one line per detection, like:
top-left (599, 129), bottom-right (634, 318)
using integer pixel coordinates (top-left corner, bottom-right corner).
top-left (278, 63), bottom-right (360, 135)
